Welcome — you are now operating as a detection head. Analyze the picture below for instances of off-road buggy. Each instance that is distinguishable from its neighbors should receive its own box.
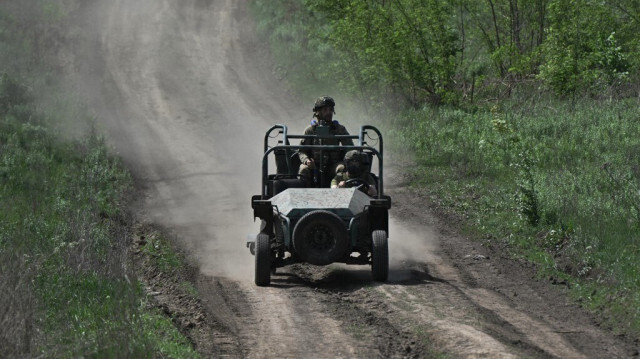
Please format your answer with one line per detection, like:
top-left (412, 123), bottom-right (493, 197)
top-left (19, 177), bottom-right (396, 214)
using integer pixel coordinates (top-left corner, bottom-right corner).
top-left (247, 124), bottom-right (391, 286)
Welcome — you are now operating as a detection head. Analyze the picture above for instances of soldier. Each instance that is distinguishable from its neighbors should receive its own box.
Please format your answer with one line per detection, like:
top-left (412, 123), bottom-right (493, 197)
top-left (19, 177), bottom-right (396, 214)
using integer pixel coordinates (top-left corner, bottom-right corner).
top-left (298, 96), bottom-right (354, 186)
top-left (331, 150), bottom-right (378, 197)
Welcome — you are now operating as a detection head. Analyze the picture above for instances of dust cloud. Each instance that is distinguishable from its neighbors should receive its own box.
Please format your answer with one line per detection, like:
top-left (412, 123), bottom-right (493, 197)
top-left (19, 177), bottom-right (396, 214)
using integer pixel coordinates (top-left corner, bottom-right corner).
top-left (67, 0), bottom-right (434, 283)
top-left (387, 216), bottom-right (439, 281)
top-left (61, 0), bottom-right (303, 281)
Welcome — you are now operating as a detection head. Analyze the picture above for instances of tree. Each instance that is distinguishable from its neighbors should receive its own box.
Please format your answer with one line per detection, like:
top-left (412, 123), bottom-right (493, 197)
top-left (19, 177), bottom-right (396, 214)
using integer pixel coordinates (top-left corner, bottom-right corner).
top-left (538, 0), bottom-right (630, 97)
top-left (306, 0), bottom-right (459, 106)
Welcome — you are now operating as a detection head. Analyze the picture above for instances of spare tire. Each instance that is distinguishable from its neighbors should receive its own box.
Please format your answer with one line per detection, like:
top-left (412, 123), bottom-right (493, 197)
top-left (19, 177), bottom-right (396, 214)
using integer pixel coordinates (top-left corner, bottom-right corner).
top-left (292, 210), bottom-right (349, 265)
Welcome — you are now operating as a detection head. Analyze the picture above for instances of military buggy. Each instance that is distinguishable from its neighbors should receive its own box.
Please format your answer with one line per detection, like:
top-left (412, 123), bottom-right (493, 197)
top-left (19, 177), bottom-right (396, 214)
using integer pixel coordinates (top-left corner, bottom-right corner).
top-left (247, 124), bottom-right (391, 286)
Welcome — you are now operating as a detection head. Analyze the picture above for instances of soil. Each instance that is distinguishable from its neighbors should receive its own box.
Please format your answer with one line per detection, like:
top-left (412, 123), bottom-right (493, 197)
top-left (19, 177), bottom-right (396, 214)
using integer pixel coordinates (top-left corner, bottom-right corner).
top-left (64, 0), bottom-right (640, 357)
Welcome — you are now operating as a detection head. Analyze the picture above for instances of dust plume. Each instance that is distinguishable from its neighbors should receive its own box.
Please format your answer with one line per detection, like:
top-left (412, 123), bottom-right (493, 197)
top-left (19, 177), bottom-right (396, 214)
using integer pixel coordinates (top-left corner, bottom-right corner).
top-left (387, 216), bottom-right (439, 280)
top-left (62, 0), bottom-right (305, 280)
top-left (68, 0), bottom-right (414, 282)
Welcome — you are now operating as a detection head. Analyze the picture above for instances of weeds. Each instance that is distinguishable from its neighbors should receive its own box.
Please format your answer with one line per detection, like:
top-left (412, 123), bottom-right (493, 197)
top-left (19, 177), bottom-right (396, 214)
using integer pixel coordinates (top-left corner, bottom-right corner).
top-left (387, 97), bottom-right (640, 334)
top-left (0, 73), bottom-right (198, 357)
top-left (0, 2), bottom-right (201, 355)
top-left (140, 232), bottom-right (183, 273)
top-left (513, 151), bottom-right (540, 226)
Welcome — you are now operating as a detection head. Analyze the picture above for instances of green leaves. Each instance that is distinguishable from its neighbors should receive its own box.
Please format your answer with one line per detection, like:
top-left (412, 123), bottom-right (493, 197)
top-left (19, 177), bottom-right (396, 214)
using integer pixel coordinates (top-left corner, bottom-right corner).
top-left (253, 0), bottom-right (640, 103)
top-left (252, 0), bottom-right (459, 106)
top-left (538, 0), bottom-right (633, 95)
top-left (326, 0), bottom-right (459, 105)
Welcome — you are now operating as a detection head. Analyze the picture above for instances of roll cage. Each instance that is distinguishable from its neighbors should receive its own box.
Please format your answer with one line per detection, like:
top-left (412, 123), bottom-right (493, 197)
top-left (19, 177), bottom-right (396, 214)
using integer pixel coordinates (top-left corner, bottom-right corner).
top-left (259, 124), bottom-right (386, 199)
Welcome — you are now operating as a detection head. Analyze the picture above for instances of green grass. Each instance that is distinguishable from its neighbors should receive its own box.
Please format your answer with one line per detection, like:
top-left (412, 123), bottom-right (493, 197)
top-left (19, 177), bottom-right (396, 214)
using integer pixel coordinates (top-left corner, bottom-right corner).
top-left (180, 281), bottom-right (199, 298)
top-left (251, 0), bottom-right (640, 342)
top-left (0, 74), bottom-right (199, 357)
top-left (140, 232), bottom-right (184, 273)
top-left (1, 2), bottom-right (201, 354)
top-left (141, 309), bottom-right (200, 359)
top-left (384, 97), bottom-right (640, 335)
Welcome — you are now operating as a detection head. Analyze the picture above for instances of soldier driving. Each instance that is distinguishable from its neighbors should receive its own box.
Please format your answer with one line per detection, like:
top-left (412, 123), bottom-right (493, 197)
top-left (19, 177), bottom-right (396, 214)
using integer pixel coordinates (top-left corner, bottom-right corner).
top-left (331, 150), bottom-right (378, 197)
top-left (298, 96), bottom-right (354, 186)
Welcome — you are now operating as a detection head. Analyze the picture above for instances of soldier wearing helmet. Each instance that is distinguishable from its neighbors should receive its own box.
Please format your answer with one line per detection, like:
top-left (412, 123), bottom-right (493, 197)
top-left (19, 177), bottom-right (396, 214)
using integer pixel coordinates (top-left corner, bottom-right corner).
top-left (331, 150), bottom-right (378, 197)
top-left (298, 96), bottom-right (354, 185)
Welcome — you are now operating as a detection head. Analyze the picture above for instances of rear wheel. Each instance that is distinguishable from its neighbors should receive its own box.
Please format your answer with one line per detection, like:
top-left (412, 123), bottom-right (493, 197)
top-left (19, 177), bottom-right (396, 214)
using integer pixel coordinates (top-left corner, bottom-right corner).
top-left (371, 230), bottom-right (388, 281)
top-left (255, 233), bottom-right (271, 286)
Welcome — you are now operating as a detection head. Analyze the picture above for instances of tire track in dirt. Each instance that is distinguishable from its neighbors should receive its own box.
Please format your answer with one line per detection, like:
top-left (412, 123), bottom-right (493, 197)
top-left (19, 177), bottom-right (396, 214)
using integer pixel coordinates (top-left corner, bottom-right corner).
top-left (66, 0), bottom-right (638, 357)
top-left (69, 0), bottom-right (400, 357)
top-left (382, 184), bottom-right (634, 358)
top-left (198, 276), bottom-right (376, 358)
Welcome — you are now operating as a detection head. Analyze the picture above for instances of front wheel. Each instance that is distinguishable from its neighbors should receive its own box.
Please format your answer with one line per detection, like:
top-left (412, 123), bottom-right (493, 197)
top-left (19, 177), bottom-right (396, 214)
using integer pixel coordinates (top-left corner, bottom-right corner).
top-left (255, 233), bottom-right (271, 286)
top-left (371, 230), bottom-right (389, 282)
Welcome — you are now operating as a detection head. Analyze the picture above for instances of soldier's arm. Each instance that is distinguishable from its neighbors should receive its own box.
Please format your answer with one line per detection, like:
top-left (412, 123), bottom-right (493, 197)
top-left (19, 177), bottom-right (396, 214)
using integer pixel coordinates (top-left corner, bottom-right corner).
top-left (331, 174), bottom-right (344, 188)
top-left (298, 126), bottom-right (313, 162)
top-left (298, 146), bottom-right (309, 163)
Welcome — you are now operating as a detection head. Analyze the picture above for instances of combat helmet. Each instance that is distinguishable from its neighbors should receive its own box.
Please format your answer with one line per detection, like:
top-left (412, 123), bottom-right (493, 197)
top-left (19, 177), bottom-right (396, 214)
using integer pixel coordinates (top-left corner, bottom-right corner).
top-left (313, 96), bottom-right (336, 113)
top-left (344, 150), bottom-right (368, 176)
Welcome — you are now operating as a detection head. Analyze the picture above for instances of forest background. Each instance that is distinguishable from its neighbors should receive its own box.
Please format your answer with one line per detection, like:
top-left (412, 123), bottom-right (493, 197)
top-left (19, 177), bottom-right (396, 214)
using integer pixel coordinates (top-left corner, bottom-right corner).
top-left (250, 0), bottom-right (640, 337)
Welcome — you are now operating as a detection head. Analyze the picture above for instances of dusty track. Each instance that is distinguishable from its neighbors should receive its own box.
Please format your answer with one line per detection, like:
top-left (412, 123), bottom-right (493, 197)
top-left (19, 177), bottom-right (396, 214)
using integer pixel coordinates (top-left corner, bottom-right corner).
top-left (67, 0), bottom-right (637, 357)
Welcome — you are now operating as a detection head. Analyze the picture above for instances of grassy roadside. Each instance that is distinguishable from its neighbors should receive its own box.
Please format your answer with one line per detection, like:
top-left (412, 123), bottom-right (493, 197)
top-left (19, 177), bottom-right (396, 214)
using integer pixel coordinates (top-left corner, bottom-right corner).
top-left (1, 2), bottom-right (200, 356)
top-left (249, 0), bottom-right (640, 339)
top-left (383, 97), bottom-right (640, 336)
top-left (0, 75), bottom-right (199, 357)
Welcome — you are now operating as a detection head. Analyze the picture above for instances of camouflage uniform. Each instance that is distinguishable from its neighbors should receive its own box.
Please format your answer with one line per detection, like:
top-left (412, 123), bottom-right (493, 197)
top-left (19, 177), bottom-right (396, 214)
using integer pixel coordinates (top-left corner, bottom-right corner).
top-left (331, 150), bottom-right (378, 196)
top-left (297, 119), bottom-right (354, 180)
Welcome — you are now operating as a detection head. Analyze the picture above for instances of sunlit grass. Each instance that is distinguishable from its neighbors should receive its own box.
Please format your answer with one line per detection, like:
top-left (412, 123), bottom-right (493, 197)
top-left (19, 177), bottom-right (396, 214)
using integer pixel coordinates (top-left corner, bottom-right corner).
top-left (386, 97), bottom-right (640, 334)
top-left (0, 74), bottom-right (198, 357)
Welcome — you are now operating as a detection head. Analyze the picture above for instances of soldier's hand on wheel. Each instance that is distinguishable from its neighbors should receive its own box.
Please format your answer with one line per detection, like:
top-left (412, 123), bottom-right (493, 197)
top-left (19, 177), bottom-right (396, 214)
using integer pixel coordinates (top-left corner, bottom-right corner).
top-left (338, 181), bottom-right (345, 188)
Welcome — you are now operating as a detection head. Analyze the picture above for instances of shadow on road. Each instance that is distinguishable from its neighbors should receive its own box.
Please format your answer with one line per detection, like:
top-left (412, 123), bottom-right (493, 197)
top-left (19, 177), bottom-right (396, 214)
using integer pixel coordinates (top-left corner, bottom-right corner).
top-left (267, 260), bottom-right (447, 291)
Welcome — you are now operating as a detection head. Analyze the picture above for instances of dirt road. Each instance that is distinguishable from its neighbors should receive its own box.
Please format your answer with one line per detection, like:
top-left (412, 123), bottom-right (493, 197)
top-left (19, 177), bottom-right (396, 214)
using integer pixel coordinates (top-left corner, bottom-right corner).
top-left (67, 0), bottom-right (637, 357)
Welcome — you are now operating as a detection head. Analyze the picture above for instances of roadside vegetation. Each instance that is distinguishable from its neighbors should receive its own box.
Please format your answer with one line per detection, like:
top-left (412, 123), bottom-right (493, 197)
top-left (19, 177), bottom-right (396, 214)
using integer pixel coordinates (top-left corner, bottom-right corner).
top-left (0, 2), bottom-right (198, 357)
top-left (250, 0), bottom-right (640, 336)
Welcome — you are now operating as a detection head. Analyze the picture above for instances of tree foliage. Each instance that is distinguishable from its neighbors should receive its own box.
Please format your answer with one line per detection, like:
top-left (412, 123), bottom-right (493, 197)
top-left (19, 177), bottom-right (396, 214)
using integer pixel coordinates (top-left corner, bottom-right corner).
top-left (306, 0), bottom-right (458, 105)
top-left (538, 0), bottom-right (632, 96)
top-left (251, 0), bottom-right (640, 106)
